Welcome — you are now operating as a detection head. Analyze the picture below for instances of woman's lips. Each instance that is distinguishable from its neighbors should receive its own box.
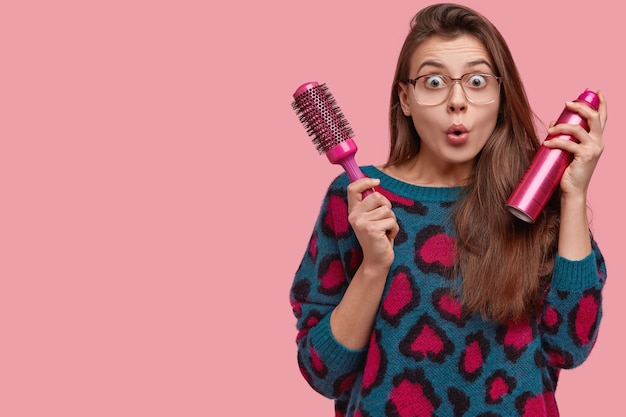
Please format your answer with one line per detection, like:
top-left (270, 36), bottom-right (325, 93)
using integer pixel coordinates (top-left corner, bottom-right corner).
top-left (447, 124), bottom-right (468, 145)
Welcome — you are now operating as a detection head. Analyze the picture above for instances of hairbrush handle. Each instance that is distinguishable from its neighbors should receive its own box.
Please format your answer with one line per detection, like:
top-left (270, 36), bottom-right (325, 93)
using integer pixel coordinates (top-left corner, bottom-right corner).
top-left (292, 81), bottom-right (374, 198)
top-left (326, 138), bottom-right (373, 197)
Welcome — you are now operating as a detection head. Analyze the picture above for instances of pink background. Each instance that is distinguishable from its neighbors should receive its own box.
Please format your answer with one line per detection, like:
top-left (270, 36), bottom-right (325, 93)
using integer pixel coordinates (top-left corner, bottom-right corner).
top-left (1, 0), bottom-right (623, 415)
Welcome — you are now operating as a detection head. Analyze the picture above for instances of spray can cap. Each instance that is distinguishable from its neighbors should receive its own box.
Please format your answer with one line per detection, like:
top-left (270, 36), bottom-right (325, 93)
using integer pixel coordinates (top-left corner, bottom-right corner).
top-left (577, 89), bottom-right (600, 110)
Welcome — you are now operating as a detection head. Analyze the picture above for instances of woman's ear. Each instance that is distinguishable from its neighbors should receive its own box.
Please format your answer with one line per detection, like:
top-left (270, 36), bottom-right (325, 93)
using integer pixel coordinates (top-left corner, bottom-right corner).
top-left (398, 82), bottom-right (411, 115)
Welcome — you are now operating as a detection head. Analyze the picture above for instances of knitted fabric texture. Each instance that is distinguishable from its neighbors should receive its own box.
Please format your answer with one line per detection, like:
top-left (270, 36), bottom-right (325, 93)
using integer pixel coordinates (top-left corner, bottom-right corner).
top-left (290, 166), bottom-right (606, 417)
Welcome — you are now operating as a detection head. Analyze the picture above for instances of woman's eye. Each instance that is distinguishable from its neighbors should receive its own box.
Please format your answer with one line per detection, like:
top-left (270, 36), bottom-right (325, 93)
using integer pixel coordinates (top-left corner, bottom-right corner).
top-left (424, 75), bottom-right (447, 88)
top-left (466, 74), bottom-right (487, 88)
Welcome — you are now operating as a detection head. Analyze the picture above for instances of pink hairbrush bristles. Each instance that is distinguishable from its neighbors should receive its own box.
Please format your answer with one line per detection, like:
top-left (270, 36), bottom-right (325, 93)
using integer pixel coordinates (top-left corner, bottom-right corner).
top-left (292, 81), bottom-right (373, 197)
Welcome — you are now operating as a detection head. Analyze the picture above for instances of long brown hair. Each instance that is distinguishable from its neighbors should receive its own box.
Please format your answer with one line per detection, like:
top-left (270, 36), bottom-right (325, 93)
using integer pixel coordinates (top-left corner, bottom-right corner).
top-left (386, 3), bottom-right (560, 322)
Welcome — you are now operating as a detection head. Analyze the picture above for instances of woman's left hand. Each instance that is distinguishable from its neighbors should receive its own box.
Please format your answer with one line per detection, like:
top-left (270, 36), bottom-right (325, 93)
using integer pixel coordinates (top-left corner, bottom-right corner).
top-left (543, 90), bottom-right (608, 197)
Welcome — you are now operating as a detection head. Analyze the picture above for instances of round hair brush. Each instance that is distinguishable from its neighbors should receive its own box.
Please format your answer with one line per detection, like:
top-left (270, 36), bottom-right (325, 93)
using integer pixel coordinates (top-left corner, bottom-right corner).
top-left (291, 81), bottom-right (373, 197)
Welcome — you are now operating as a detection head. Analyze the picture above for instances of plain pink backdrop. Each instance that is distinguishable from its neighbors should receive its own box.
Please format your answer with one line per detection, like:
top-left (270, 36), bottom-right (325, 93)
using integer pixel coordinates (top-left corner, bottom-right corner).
top-left (1, 0), bottom-right (623, 416)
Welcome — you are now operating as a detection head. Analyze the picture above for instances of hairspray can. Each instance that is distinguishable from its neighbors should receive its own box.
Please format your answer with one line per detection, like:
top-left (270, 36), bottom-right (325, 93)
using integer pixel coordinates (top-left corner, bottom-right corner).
top-left (505, 89), bottom-right (599, 223)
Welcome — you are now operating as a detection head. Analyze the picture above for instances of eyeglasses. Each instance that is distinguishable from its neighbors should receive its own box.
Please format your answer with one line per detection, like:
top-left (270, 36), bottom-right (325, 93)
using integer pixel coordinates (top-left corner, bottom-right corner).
top-left (406, 72), bottom-right (502, 106)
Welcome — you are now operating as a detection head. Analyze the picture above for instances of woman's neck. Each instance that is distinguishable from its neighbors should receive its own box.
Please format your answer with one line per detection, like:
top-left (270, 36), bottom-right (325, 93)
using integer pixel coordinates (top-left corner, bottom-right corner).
top-left (381, 155), bottom-right (473, 187)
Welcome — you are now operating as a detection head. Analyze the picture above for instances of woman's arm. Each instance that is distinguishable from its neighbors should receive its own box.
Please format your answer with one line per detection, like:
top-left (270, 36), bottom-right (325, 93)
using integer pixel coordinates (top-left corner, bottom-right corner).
top-left (539, 91), bottom-right (608, 367)
top-left (289, 176), bottom-right (398, 398)
top-left (330, 178), bottom-right (399, 350)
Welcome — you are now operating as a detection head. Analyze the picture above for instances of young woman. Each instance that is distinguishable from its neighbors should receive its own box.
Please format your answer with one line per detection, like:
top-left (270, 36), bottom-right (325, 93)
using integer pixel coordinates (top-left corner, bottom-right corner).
top-left (290, 3), bottom-right (607, 416)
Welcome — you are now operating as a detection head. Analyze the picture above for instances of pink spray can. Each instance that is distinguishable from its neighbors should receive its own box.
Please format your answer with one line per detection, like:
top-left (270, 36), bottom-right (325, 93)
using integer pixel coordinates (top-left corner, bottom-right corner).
top-left (505, 89), bottom-right (599, 223)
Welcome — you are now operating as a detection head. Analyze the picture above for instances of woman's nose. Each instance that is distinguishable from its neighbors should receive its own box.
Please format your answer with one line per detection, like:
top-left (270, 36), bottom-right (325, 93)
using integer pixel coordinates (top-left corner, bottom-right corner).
top-left (447, 82), bottom-right (467, 112)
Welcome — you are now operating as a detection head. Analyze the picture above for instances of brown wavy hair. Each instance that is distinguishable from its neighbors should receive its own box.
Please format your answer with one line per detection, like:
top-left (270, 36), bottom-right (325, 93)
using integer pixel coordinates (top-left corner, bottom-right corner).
top-left (386, 3), bottom-right (560, 322)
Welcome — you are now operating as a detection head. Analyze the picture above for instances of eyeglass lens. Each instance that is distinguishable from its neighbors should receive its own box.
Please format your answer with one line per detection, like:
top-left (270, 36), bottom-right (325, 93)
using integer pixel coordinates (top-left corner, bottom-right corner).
top-left (413, 74), bottom-right (499, 105)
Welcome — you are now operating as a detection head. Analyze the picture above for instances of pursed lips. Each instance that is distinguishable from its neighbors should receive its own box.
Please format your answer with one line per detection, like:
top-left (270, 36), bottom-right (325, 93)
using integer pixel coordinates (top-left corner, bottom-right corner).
top-left (447, 124), bottom-right (468, 145)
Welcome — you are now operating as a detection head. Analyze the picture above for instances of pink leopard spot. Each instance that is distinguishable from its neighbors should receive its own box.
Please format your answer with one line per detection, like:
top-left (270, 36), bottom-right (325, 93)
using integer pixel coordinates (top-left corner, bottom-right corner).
top-left (547, 350), bottom-right (567, 367)
top-left (320, 259), bottom-right (345, 290)
top-left (337, 373), bottom-right (357, 394)
top-left (504, 320), bottom-right (532, 349)
top-left (521, 394), bottom-right (546, 417)
top-left (362, 335), bottom-right (382, 389)
top-left (324, 194), bottom-right (350, 236)
top-left (575, 294), bottom-right (599, 345)
top-left (438, 294), bottom-right (462, 319)
top-left (543, 306), bottom-right (558, 327)
top-left (310, 346), bottom-right (323, 372)
top-left (463, 341), bottom-right (483, 373)
top-left (400, 315), bottom-right (453, 363)
top-left (391, 380), bottom-right (435, 417)
top-left (411, 325), bottom-right (443, 355)
top-left (384, 271), bottom-right (412, 316)
top-left (489, 377), bottom-right (509, 401)
top-left (419, 234), bottom-right (455, 267)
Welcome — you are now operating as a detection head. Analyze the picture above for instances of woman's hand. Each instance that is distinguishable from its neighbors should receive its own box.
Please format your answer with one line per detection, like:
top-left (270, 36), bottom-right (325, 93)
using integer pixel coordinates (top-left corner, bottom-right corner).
top-left (544, 90), bottom-right (608, 260)
top-left (347, 177), bottom-right (399, 271)
top-left (543, 90), bottom-right (608, 197)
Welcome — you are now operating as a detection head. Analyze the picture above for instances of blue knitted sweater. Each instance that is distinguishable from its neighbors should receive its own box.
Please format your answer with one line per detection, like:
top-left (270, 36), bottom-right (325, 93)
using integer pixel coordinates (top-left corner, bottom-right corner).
top-left (290, 165), bottom-right (606, 417)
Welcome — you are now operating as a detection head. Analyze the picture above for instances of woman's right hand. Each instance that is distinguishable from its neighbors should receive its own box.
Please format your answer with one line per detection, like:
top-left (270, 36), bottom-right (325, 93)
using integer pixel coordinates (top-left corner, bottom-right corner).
top-left (329, 177), bottom-right (400, 350)
top-left (347, 177), bottom-right (399, 271)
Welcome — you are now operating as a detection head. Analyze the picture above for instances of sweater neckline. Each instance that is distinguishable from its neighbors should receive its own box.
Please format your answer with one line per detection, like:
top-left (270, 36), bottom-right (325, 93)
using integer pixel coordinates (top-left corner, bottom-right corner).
top-left (362, 165), bottom-right (464, 203)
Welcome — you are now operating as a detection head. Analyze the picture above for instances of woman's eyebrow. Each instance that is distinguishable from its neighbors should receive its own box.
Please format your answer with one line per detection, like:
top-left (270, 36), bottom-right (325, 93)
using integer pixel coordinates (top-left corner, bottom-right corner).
top-left (466, 59), bottom-right (494, 70)
top-left (415, 58), bottom-right (493, 75)
top-left (416, 60), bottom-right (445, 73)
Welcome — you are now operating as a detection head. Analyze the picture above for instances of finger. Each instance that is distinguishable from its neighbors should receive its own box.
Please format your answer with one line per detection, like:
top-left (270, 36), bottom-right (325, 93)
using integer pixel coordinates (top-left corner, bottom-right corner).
top-left (367, 204), bottom-right (396, 223)
top-left (385, 220), bottom-right (400, 241)
top-left (541, 137), bottom-right (580, 154)
top-left (546, 123), bottom-right (590, 143)
top-left (543, 124), bottom-right (603, 156)
top-left (562, 100), bottom-right (596, 123)
top-left (596, 90), bottom-right (608, 131)
top-left (547, 122), bottom-right (587, 135)
top-left (347, 177), bottom-right (380, 206)
top-left (563, 94), bottom-right (604, 134)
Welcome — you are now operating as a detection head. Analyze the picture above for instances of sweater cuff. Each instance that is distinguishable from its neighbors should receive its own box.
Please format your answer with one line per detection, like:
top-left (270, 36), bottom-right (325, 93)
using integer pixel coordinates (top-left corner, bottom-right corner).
top-left (309, 313), bottom-right (367, 373)
top-left (551, 251), bottom-right (598, 291)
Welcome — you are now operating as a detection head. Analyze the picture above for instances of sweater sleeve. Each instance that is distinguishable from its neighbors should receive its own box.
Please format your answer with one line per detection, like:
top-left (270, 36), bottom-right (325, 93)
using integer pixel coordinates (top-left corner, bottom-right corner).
top-left (539, 239), bottom-right (606, 369)
top-left (289, 176), bottom-right (367, 399)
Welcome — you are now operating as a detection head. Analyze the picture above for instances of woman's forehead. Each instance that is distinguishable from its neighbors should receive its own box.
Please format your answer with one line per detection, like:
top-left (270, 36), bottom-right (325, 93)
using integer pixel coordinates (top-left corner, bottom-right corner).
top-left (410, 35), bottom-right (493, 74)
